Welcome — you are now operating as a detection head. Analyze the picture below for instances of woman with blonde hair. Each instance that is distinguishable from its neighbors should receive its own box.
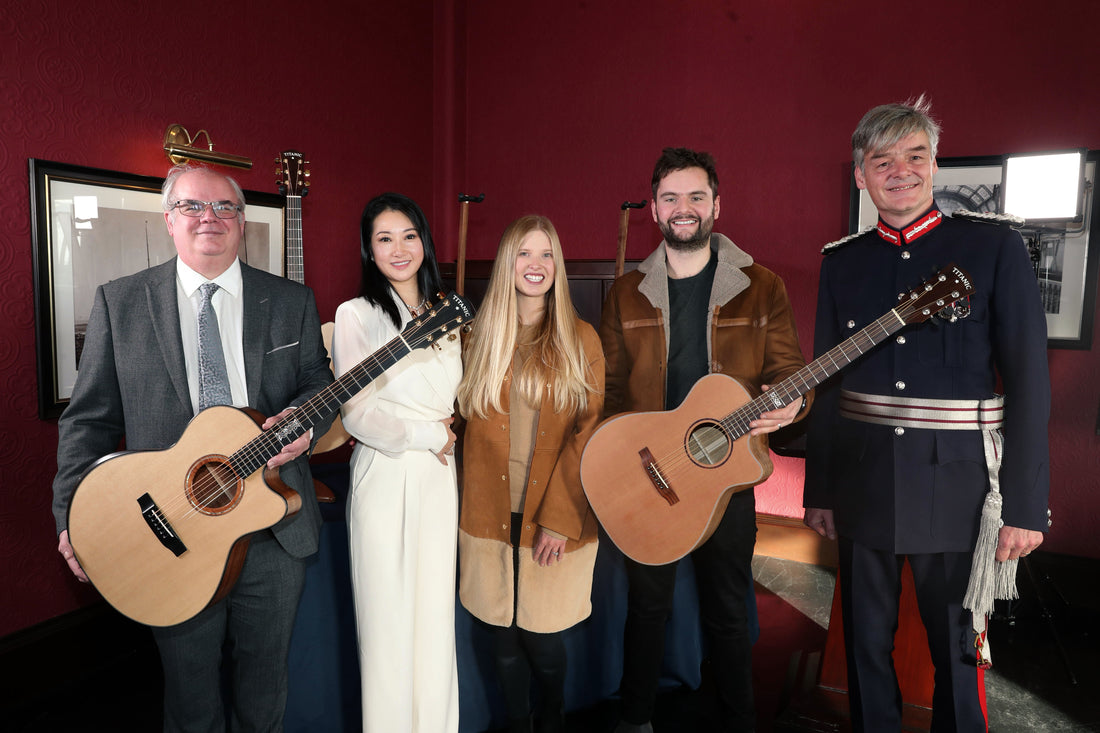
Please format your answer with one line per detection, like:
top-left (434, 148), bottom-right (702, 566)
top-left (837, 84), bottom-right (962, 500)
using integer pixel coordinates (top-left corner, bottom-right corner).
top-left (457, 215), bottom-right (605, 733)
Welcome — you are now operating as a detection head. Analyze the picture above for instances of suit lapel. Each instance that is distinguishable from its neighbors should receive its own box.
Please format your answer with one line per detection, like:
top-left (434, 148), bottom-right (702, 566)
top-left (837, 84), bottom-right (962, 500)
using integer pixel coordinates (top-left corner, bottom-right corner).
top-left (146, 260), bottom-right (193, 415)
top-left (241, 264), bottom-right (269, 408)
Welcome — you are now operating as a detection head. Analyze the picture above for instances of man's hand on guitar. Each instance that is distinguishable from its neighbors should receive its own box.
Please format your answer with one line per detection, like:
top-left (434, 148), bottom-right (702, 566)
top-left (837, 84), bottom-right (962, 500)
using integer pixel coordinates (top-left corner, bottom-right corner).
top-left (804, 508), bottom-right (837, 541)
top-left (57, 529), bottom-right (90, 583)
top-left (262, 409), bottom-right (312, 469)
top-left (749, 384), bottom-right (803, 436)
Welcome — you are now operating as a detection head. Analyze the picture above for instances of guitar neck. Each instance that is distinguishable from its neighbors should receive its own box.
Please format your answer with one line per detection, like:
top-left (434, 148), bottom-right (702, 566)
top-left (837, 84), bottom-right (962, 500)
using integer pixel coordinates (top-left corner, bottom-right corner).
top-left (725, 305), bottom-right (909, 440)
top-left (228, 333), bottom-right (413, 475)
top-left (285, 196), bottom-right (304, 284)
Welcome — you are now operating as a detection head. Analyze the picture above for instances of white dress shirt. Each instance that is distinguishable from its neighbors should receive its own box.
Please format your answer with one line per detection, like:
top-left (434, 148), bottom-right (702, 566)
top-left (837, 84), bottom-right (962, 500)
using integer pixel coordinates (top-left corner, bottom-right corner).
top-left (176, 258), bottom-right (248, 412)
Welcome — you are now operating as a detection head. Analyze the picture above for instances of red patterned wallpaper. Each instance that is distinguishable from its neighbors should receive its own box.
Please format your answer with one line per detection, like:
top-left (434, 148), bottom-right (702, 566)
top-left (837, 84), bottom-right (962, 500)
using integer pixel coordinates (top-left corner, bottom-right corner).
top-left (4, 0), bottom-right (1100, 641)
top-left (454, 1), bottom-right (1100, 560)
top-left (0, 0), bottom-right (436, 637)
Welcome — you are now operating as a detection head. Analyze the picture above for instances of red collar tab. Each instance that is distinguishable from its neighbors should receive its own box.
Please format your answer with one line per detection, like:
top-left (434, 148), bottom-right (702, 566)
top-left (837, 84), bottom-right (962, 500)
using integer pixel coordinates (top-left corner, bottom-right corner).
top-left (875, 210), bottom-right (943, 246)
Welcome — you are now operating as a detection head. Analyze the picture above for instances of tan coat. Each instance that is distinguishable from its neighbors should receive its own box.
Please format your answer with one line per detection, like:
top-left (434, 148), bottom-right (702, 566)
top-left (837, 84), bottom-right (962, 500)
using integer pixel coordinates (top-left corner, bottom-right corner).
top-left (458, 319), bottom-right (605, 633)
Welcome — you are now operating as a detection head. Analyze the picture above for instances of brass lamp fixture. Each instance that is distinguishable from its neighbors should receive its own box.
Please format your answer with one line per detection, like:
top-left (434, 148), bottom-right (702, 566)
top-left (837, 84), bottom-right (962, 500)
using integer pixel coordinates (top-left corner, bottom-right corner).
top-left (162, 124), bottom-right (253, 169)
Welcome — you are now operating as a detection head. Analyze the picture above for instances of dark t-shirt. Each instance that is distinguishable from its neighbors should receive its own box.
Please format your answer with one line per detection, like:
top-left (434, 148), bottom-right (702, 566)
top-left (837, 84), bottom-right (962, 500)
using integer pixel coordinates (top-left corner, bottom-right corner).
top-left (665, 249), bottom-right (717, 410)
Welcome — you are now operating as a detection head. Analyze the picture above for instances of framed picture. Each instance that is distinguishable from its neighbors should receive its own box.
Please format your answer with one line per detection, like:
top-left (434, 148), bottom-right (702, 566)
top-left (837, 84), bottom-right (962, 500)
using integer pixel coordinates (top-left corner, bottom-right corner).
top-left (30, 159), bottom-right (286, 419)
top-left (849, 152), bottom-right (1100, 350)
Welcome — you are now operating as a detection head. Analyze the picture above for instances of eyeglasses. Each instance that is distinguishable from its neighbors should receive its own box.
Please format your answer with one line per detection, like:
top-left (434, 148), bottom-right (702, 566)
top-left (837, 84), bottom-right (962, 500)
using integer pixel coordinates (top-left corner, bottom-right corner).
top-left (171, 199), bottom-right (242, 219)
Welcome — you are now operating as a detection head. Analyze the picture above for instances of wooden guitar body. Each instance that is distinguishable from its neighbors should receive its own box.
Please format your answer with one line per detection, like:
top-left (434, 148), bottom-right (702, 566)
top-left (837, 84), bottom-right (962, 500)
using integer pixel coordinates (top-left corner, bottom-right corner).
top-left (66, 291), bottom-right (475, 627)
top-left (581, 264), bottom-right (975, 567)
top-left (581, 373), bottom-right (772, 566)
top-left (314, 321), bottom-right (352, 454)
top-left (68, 406), bottom-right (297, 627)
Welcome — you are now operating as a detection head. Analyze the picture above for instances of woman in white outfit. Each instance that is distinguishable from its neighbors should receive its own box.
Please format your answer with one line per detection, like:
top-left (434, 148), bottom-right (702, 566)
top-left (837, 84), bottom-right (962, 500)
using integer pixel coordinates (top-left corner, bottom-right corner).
top-left (333, 192), bottom-right (461, 733)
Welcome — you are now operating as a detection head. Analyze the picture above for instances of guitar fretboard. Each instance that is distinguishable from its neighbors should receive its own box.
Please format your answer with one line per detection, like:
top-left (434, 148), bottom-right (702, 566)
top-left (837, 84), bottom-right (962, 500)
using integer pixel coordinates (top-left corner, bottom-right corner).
top-left (285, 196), bottom-right (304, 284)
top-left (715, 263), bottom-right (970, 440)
top-left (722, 301), bottom-right (914, 440)
top-left (223, 293), bottom-right (472, 477)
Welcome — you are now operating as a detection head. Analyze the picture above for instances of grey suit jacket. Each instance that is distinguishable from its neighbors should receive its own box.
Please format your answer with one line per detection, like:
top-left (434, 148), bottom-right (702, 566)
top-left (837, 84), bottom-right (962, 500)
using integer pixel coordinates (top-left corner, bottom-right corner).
top-left (53, 258), bottom-right (335, 558)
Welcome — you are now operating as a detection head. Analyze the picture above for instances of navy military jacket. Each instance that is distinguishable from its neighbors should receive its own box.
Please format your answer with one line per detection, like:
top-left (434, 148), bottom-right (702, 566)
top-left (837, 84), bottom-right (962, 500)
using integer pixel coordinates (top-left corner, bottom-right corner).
top-left (804, 207), bottom-right (1051, 554)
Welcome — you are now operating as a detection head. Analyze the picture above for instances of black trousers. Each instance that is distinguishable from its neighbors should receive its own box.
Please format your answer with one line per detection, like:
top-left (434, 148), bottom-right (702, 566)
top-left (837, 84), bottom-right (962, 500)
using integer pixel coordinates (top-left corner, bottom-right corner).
top-left (491, 513), bottom-right (567, 727)
top-left (839, 537), bottom-right (988, 733)
top-left (619, 488), bottom-right (757, 731)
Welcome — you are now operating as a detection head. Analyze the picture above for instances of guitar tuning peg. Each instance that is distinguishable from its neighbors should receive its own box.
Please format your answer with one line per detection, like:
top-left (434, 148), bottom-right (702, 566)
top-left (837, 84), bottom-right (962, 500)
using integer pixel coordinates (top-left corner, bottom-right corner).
top-left (304, 169), bottom-right (311, 178)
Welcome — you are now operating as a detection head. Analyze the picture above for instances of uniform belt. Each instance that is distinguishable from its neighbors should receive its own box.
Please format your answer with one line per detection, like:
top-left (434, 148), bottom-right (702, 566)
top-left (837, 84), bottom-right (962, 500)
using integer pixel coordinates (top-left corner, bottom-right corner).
top-left (839, 390), bottom-right (1004, 430)
top-left (839, 389), bottom-right (1012, 669)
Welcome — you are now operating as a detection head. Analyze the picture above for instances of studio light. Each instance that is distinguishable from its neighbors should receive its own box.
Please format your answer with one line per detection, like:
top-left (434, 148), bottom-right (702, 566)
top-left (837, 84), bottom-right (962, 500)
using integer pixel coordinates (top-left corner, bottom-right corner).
top-left (1001, 149), bottom-right (1085, 222)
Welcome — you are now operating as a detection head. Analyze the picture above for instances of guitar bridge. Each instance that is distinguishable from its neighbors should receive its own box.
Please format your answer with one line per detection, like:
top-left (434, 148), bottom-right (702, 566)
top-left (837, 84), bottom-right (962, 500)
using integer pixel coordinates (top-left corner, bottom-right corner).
top-left (138, 493), bottom-right (187, 557)
top-left (639, 447), bottom-right (679, 506)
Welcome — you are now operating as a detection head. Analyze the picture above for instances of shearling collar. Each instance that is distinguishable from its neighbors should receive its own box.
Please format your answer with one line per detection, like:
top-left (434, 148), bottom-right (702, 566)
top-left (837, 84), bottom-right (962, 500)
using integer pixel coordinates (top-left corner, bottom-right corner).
top-left (636, 232), bottom-right (753, 313)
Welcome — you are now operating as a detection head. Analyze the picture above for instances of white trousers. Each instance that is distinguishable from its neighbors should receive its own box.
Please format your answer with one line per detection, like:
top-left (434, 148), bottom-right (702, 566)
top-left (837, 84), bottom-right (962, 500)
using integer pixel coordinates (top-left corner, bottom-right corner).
top-left (348, 453), bottom-right (459, 733)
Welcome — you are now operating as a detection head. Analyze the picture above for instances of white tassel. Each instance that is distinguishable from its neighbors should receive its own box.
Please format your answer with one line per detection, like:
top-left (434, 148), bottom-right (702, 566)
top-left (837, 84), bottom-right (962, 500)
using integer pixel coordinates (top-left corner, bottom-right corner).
top-left (963, 489), bottom-right (1003, 619)
top-left (996, 557), bottom-right (1019, 601)
top-left (963, 426), bottom-right (1021, 670)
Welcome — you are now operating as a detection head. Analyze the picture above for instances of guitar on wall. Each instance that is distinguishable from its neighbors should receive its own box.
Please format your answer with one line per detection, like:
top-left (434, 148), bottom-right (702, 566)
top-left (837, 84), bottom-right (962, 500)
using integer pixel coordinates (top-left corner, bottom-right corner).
top-left (580, 264), bottom-right (975, 566)
top-left (276, 150), bottom-right (351, 454)
top-left (67, 292), bottom-right (475, 627)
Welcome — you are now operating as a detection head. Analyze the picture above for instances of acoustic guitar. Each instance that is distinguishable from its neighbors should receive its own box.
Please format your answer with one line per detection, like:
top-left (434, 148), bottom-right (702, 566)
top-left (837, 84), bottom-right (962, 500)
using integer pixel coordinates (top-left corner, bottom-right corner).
top-left (580, 264), bottom-right (975, 565)
top-left (67, 292), bottom-right (474, 626)
top-left (276, 150), bottom-right (350, 454)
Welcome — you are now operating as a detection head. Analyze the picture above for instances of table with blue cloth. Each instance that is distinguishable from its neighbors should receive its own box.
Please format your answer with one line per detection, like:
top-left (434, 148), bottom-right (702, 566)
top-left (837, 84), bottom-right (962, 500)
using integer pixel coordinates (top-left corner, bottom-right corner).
top-left (285, 463), bottom-right (758, 733)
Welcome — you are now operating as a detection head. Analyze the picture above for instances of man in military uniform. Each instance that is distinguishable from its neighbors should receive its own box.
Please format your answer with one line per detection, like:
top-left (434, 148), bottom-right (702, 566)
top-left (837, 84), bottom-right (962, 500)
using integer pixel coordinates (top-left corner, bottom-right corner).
top-left (803, 97), bottom-right (1050, 731)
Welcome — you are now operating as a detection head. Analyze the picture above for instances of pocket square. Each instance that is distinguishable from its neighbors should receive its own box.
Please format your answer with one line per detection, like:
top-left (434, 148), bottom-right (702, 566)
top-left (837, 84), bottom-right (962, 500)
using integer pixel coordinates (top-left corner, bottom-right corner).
top-left (266, 341), bottom-right (300, 355)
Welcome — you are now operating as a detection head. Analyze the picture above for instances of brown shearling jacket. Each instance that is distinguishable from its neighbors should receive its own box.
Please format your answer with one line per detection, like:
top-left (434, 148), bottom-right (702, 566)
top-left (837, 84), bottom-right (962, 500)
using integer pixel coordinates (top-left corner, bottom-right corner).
top-left (458, 319), bottom-right (605, 632)
top-left (599, 233), bottom-right (811, 428)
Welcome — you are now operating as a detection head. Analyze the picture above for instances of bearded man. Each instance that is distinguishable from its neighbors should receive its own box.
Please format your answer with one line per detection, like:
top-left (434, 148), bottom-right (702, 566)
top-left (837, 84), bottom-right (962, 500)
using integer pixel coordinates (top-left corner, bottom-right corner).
top-left (599, 147), bottom-right (811, 733)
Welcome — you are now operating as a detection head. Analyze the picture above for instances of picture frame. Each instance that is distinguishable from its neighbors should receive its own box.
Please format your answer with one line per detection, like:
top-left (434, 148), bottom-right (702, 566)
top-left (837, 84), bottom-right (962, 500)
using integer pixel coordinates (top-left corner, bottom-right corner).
top-left (30, 159), bottom-right (286, 419)
top-left (849, 152), bottom-right (1099, 350)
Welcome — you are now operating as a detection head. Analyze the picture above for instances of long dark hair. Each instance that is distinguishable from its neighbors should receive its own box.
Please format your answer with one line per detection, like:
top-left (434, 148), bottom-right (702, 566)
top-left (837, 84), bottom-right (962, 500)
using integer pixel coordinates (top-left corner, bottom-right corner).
top-left (358, 192), bottom-right (445, 329)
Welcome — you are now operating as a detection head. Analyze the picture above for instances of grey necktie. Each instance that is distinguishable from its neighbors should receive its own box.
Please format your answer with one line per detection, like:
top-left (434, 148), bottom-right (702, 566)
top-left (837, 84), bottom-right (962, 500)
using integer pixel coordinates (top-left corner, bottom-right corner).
top-left (197, 282), bottom-right (232, 411)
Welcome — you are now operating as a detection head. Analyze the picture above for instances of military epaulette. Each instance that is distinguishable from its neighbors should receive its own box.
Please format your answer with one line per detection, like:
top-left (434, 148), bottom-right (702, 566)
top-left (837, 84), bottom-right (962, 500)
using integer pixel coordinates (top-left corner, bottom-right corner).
top-left (952, 209), bottom-right (1026, 228)
top-left (822, 226), bottom-right (874, 255)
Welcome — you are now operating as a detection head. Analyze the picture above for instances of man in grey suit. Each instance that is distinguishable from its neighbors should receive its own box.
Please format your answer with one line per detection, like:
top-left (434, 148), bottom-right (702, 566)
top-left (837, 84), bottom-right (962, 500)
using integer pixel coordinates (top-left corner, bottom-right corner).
top-left (53, 164), bottom-right (334, 732)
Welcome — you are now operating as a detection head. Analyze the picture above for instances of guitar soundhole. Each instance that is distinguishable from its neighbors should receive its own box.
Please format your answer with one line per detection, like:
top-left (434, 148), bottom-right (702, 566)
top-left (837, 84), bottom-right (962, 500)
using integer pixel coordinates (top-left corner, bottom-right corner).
top-left (686, 421), bottom-right (730, 467)
top-left (187, 456), bottom-right (243, 516)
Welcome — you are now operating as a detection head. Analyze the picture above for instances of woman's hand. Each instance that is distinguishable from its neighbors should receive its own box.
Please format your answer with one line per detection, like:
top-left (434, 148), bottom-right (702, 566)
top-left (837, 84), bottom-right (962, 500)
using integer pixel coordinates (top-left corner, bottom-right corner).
top-left (432, 417), bottom-right (457, 465)
top-left (532, 527), bottom-right (566, 567)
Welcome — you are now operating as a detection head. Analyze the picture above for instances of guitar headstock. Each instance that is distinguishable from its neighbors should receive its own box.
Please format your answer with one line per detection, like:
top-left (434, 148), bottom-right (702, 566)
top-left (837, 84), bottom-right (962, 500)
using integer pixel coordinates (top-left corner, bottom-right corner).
top-left (276, 150), bottom-right (310, 197)
top-left (402, 291), bottom-right (477, 350)
top-left (897, 264), bottom-right (975, 325)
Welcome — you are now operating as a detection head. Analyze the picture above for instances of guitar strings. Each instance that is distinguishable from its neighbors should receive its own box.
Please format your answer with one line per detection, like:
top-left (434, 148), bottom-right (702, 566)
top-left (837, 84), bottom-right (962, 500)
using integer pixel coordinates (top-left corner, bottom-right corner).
top-left (155, 306), bottom-right (463, 524)
top-left (636, 297), bottom-right (924, 486)
top-left (174, 325), bottom-right (439, 520)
